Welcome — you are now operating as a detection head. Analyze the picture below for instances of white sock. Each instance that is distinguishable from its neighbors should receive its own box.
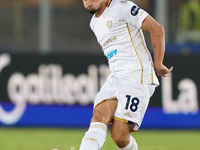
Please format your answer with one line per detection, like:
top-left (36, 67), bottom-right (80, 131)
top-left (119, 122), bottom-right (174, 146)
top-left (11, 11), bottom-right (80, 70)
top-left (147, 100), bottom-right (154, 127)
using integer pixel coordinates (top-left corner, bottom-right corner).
top-left (79, 122), bottom-right (107, 150)
top-left (119, 136), bottom-right (138, 150)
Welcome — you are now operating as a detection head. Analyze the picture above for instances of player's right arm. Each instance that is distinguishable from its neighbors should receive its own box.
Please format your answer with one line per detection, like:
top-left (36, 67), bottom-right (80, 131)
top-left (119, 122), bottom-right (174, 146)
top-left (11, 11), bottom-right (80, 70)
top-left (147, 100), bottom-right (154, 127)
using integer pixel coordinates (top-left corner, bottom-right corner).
top-left (141, 15), bottom-right (173, 77)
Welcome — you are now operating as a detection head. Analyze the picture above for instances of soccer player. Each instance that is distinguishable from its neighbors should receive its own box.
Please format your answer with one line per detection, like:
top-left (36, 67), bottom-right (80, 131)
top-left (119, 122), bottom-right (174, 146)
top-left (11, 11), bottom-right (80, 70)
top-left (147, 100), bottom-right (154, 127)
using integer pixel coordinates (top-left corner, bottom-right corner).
top-left (79, 0), bottom-right (173, 150)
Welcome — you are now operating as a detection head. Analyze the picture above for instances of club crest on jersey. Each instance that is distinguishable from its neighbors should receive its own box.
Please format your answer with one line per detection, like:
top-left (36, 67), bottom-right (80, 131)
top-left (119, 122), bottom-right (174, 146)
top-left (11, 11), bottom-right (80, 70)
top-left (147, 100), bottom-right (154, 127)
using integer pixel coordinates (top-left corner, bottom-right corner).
top-left (106, 20), bottom-right (113, 29)
top-left (131, 5), bottom-right (140, 16)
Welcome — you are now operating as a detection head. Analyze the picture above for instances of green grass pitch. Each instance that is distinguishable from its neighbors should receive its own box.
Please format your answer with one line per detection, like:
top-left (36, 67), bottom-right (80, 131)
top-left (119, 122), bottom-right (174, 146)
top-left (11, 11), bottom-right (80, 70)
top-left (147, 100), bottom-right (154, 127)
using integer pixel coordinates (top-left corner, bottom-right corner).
top-left (0, 128), bottom-right (199, 150)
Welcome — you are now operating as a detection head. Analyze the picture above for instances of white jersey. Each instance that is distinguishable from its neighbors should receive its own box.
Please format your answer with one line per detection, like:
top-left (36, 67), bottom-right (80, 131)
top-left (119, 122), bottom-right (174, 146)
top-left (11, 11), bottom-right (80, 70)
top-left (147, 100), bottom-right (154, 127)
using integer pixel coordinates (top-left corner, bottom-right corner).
top-left (90, 0), bottom-right (159, 85)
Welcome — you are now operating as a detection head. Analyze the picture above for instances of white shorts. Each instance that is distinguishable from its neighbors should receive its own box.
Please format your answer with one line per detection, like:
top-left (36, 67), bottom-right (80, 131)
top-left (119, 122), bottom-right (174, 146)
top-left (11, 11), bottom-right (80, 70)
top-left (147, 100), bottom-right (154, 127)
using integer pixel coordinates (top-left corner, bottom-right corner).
top-left (94, 73), bottom-right (157, 131)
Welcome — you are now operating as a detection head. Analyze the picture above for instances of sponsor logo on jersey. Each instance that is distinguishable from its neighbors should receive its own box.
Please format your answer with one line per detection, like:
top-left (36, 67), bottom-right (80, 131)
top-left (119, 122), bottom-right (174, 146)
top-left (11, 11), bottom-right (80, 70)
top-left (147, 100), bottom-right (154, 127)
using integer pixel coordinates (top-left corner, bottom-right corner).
top-left (102, 36), bottom-right (117, 47)
top-left (106, 20), bottom-right (113, 29)
top-left (106, 49), bottom-right (117, 60)
top-left (131, 5), bottom-right (140, 16)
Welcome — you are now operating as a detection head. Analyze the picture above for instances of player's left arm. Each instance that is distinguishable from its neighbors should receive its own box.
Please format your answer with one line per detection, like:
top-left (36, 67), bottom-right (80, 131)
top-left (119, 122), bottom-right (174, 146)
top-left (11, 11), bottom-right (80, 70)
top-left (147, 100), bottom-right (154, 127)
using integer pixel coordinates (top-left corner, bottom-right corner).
top-left (141, 15), bottom-right (173, 77)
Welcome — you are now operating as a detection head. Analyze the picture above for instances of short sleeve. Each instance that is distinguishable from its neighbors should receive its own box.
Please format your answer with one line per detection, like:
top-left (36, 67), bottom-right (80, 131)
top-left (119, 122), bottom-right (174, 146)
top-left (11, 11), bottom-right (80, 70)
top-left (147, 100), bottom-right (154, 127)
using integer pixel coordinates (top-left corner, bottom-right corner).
top-left (117, 1), bottom-right (149, 28)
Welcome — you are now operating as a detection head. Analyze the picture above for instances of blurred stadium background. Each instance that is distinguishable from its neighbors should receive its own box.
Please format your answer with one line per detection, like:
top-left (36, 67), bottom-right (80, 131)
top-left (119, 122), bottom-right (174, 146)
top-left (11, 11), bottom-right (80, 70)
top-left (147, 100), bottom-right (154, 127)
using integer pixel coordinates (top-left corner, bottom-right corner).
top-left (0, 0), bottom-right (200, 149)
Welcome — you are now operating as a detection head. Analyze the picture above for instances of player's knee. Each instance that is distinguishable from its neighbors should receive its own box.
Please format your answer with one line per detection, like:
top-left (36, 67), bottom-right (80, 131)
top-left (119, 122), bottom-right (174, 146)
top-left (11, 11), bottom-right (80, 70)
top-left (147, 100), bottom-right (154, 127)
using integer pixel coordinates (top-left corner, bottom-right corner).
top-left (111, 129), bottom-right (130, 148)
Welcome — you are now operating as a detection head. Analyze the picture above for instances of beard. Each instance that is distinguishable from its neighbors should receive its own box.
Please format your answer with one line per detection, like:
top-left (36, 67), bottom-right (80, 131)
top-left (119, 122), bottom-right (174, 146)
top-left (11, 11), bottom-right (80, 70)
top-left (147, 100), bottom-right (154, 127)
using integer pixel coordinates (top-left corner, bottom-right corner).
top-left (87, 2), bottom-right (102, 15)
top-left (88, 9), bottom-right (96, 14)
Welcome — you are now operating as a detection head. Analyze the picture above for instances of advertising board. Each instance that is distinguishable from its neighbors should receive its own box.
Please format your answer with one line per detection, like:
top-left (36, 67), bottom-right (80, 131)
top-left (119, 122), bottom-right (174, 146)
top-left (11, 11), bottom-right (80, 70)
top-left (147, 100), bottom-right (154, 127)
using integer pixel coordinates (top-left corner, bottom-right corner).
top-left (0, 53), bottom-right (199, 129)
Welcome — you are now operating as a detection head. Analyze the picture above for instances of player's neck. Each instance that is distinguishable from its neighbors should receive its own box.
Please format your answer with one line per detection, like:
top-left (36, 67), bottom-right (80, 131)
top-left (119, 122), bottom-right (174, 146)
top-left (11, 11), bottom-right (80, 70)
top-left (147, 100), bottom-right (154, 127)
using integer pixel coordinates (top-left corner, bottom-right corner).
top-left (95, 1), bottom-right (108, 18)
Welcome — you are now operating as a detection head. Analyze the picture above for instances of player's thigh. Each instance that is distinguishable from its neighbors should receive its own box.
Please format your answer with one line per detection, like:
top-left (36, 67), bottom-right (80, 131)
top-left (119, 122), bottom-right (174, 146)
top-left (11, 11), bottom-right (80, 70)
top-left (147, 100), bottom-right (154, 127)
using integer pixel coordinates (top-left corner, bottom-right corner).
top-left (91, 99), bottom-right (118, 127)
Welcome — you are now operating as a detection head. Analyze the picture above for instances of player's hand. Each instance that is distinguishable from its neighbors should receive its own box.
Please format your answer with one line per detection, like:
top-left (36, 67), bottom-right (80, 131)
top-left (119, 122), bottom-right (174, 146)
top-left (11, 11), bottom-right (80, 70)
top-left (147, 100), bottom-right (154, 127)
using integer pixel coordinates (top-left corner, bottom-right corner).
top-left (155, 64), bottom-right (173, 77)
